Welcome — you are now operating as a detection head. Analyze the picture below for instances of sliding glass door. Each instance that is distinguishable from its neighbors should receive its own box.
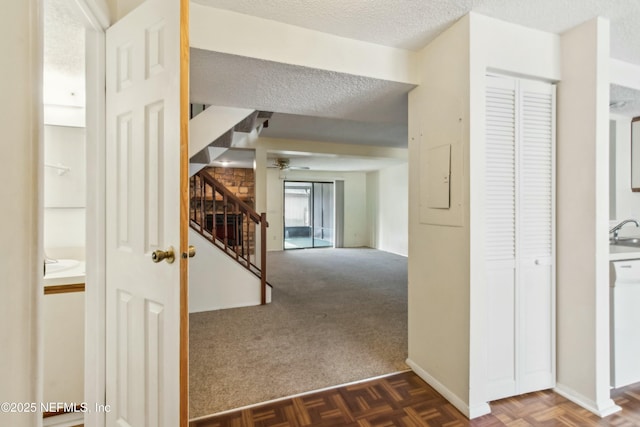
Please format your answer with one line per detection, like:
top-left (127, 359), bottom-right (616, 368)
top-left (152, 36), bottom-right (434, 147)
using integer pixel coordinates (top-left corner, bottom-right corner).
top-left (284, 181), bottom-right (334, 249)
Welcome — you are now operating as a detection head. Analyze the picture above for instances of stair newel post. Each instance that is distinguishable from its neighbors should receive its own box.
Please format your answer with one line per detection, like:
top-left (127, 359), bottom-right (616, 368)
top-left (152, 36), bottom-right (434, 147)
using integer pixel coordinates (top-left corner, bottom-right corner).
top-left (260, 212), bottom-right (267, 305)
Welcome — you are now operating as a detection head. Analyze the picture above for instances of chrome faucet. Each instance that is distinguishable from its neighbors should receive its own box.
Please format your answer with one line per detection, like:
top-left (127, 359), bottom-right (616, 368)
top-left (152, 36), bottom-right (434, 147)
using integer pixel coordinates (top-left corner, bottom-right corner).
top-left (610, 219), bottom-right (640, 241)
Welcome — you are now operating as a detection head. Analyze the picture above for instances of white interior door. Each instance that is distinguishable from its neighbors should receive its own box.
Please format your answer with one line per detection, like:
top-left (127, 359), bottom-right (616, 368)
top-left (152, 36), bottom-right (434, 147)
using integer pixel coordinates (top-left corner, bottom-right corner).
top-left (105, 0), bottom-right (187, 425)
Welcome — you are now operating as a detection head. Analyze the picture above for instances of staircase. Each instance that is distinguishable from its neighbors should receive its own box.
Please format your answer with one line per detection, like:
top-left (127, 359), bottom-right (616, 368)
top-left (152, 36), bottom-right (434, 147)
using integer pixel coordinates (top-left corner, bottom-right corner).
top-left (189, 105), bottom-right (272, 308)
top-left (190, 170), bottom-right (270, 304)
top-left (189, 104), bottom-right (272, 177)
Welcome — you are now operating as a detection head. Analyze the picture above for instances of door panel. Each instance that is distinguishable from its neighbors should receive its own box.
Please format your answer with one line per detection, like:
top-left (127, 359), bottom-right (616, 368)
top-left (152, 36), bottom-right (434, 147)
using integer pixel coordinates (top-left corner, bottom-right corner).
top-left (486, 265), bottom-right (516, 401)
top-left (520, 263), bottom-right (554, 392)
top-left (313, 182), bottom-right (334, 248)
top-left (105, 0), bottom-right (185, 425)
top-left (283, 182), bottom-right (312, 249)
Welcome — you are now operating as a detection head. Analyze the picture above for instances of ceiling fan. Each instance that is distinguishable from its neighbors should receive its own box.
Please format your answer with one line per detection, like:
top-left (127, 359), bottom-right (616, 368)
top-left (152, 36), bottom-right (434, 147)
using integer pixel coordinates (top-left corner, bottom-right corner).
top-left (268, 158), bottom-right (310, 171)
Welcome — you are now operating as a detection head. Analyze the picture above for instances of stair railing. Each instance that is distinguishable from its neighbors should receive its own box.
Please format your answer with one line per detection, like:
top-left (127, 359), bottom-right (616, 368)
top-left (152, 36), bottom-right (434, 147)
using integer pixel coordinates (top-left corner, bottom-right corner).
top-left (190, 171), bottom-right (268, 304)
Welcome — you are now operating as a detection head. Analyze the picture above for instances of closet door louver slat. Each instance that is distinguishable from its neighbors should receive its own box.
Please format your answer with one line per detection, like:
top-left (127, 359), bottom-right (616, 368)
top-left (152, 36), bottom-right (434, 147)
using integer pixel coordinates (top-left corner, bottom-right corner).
top-left (520, 90), bottom-right (553, 260)
top-left (486, 84), bottom-right (516, 263)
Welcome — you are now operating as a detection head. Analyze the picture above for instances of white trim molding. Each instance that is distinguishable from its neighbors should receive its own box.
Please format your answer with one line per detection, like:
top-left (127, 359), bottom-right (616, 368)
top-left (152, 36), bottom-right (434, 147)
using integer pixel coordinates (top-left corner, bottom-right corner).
top-left (406, 359), bottom-right (492, 419)
top-left (76, 0), bottom-right (111, 29)
top-left (554, 383), bottom-right (621, 418)
top-left (610, 58), bottom-right (640, 91)
top-left (75, 1), bottom-right (107, 427)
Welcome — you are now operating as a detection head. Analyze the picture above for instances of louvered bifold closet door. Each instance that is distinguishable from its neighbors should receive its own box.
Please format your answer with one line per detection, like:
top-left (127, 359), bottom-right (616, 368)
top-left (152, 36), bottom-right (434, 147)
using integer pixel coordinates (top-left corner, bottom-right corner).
top-left (485, 75), bottom-right (518, 401)
top-left (485, 75), bottom-right (556, 402)
top-left (517, 79), bottom-right (555, 395)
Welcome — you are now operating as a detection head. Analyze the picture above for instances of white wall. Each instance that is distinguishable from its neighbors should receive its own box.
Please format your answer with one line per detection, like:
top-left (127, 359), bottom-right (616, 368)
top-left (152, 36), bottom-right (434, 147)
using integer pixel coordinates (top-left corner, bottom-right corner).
top-left (611, 115), bottom-right (640, 231)
top-left (366, 163), bottom-right (408, 256)
top-left (190, 3), bottom-right (418, 85)
top-left (0, 1), bottom-right (41, 426)
top-left (266, 167), bottom-right (284, 251)
top-left (106, 0), bottom-right (144, 21)
top-left (44, 209), bottom-right (86, 260)
top-left (43, 125), bottom-right (86, 259)
top-left (407, 14), bottom-right (474, 417)
top-left (610, 59), bottom-right (640, 91)
top-left (555, 18), bottom-right (619, 416)
top-left (43, 292), bottom-right (84, 403)
top-left (189, 229), bottom-right (270, 312)
top-left (266, 168), bottom-right (369, 251)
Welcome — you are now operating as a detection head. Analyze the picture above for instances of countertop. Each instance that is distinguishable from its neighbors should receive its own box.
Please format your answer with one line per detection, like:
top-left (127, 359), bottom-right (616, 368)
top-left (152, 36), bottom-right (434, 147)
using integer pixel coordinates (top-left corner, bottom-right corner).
top-left (43, 261), bottom-right (86, 287)
top-left (610, 245), bottom-right (640, 261)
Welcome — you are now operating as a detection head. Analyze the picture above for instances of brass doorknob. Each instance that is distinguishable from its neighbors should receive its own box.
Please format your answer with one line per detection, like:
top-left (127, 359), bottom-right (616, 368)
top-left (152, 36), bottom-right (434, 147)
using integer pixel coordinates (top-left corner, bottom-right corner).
top-left (152, 246), bottom-right (175, 264)
top-left (182, 245), bottom-right (196, 259)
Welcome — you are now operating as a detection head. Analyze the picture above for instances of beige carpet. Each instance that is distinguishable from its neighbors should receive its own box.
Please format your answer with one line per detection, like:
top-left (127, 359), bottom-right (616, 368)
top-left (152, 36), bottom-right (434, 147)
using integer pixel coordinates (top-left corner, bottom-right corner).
top-left (189, 248), bottom-right (408, 419)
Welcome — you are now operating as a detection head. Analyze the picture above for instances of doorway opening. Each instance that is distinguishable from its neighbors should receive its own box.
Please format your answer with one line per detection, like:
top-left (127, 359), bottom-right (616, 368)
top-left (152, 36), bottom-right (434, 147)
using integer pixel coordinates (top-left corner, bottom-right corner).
top-left (42, 2), bottom-right (89, 425)
top-left (283, 181), bottom-right (334, 249)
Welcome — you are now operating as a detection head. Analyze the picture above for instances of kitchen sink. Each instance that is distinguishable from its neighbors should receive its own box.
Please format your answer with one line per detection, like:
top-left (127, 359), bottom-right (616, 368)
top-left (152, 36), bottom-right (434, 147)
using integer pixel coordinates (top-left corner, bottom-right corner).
top-left (611, 238), bottom-right (640, 248)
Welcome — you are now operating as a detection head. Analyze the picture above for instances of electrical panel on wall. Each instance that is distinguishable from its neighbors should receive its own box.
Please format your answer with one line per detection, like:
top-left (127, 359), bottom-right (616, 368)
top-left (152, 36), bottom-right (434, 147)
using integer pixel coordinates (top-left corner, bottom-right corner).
top-left (418, 86), bottom-right (464, 227)
top-left (426, 144), bottom-right (451, 209)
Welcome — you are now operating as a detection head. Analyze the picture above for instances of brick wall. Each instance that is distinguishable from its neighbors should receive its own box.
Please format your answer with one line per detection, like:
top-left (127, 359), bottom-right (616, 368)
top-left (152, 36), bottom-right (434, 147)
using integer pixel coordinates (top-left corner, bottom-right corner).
top-left (200, 166), bottom-right (256, 256)
top-left (203, 167), bottom-right (255, 207)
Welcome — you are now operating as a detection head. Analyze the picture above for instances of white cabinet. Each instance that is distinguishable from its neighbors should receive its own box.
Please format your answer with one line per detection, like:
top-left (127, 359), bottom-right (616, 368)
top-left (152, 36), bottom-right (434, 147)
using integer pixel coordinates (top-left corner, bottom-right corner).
top-left (485, 75), bottom-right (555, 401)
top-left (43, 290), bottom-right (85, 406)
top-left (610, 260), bottom-right (640, 388)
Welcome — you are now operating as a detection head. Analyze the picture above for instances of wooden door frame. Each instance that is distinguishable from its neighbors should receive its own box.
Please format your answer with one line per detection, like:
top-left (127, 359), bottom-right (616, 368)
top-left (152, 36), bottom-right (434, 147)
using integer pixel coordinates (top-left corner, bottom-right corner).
top-left (179, 0), bottom-right (190, 423)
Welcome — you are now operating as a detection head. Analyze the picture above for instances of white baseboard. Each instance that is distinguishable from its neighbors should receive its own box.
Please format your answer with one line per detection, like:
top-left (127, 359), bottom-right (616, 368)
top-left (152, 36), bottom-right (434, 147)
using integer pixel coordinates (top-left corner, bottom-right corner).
top-left (406, 358), bottom-right (491, 419)
top-left (554, 383), bottom-right (621, 417)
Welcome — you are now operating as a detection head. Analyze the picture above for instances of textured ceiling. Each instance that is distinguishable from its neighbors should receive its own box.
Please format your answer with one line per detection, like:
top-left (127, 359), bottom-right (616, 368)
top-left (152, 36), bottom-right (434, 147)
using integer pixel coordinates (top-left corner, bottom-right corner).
top-left (212, 148), bottom-right (406, 172)
top-left (260, 113), bottom-right (408, 147)
top-left (191, 0), bottom-right (640, 153)
top-left (190, 49), bottom-right (412, 125)
top-left (190, 49), bottom-right (412, 149)
top-left (45, 0), bottom-right (640, 164)
top-left (44, 0), bottom-right (85, 106)
top-left (194, 0), bottom-right (640, 65)
top-left (610, 85), bottom-right (640, 117)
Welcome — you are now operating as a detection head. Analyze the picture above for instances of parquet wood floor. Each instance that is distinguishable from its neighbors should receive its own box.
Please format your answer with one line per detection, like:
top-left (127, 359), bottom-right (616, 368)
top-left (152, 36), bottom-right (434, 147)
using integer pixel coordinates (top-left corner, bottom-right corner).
top-left (190, 371), bottom-right (640, 427)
